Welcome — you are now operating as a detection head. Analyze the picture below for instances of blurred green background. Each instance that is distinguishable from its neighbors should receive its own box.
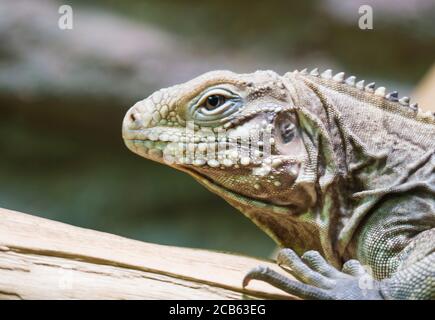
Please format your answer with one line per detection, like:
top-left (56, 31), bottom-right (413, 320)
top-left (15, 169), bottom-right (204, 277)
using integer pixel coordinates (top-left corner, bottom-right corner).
top-left (1, 0), bottom-right (434, 257)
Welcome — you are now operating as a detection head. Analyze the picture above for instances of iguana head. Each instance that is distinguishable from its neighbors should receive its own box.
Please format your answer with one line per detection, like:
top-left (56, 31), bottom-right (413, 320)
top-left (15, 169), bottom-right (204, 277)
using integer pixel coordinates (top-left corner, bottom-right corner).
top-left (122, 70), bottom-right (320, 215)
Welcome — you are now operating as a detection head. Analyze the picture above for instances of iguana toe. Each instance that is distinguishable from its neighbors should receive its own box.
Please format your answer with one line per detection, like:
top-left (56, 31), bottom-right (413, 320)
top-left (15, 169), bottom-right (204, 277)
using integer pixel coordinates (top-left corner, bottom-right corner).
top-left (243, 264), bottom-right (331, 300)
top-left (277, 248), bottom-right (335, 288)
top-left (341, 259), bottom-right (367, 276)
top-left (301, 250), bottom-right (342, 278)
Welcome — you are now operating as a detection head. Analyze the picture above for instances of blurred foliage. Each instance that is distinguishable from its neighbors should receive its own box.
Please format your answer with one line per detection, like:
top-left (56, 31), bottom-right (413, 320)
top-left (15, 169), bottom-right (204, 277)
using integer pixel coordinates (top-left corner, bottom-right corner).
top-left (82, 0), bottom-right (435, 82)
top-left (1, 0), bottom-right (434, 258)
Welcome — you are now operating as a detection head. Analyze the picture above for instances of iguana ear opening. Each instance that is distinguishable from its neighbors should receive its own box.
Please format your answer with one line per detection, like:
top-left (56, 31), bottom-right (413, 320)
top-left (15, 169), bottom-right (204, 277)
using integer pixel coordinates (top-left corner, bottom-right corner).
top-left (274, 111), bottom-right (306, 159)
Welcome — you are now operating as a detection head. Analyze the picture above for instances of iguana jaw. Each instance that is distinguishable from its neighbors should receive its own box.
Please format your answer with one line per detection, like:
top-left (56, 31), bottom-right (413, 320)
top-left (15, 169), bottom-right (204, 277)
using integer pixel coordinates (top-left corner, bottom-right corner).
top-left (122, 129), bottom-right (304, 205)
top-left (123, 133), bottom-right (297, 215)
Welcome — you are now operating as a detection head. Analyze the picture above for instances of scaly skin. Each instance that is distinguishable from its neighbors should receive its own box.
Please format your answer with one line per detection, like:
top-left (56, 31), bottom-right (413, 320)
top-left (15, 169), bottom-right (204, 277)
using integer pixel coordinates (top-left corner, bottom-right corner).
top-left (122, 69), bottom-right (435, 299)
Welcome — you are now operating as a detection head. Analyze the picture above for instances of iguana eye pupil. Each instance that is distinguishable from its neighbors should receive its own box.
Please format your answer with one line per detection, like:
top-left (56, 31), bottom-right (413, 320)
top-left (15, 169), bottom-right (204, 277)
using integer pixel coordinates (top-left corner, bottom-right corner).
top-left (205, 95), bottom-right (225, 109)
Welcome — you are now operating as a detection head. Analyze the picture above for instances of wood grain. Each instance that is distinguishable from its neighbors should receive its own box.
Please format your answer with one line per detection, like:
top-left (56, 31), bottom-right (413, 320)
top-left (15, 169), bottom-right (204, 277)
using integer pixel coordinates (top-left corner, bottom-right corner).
top-left (0, 208), bottom-right (296, 300)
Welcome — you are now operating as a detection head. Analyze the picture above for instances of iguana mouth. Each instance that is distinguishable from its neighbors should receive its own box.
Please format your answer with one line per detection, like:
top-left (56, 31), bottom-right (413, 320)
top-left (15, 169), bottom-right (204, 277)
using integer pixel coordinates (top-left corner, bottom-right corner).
top-left (124, 132), bottom-right (301, 207)
top-left (123, 127), bottom-right (276, 169)
top-left (124, 136), bottom-right (275, 201)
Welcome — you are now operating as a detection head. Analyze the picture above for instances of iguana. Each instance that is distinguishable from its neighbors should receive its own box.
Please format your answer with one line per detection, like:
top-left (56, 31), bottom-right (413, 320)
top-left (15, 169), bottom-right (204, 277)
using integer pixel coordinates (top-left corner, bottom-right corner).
top-left (122, 68), bottom-right (435, 300)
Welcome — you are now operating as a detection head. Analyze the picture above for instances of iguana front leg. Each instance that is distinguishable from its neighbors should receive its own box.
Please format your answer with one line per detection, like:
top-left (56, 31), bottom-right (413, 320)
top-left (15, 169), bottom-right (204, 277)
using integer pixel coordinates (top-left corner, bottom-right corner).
top-left (243, 249), bottom-right (385, 300)
top-left (244, 229), bottom-right (435, 300)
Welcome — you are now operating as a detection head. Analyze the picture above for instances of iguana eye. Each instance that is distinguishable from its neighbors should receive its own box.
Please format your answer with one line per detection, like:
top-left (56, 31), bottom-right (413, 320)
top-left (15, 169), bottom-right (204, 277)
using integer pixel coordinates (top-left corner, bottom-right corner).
top-left (189, 88), bottom-right (242, 126)
top-left (205, 95), bottom-right (226, 110)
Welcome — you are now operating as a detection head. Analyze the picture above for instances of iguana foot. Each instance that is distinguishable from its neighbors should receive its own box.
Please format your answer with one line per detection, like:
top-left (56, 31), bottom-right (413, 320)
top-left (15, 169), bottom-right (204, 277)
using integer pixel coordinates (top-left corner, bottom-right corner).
top-left (243, 249), bottom-right (385, 300)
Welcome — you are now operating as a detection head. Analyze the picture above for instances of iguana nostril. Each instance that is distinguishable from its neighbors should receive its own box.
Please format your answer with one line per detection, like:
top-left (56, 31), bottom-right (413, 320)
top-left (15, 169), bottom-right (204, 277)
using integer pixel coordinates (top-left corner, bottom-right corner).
top-left (124, 109), bottom-right (143, 130)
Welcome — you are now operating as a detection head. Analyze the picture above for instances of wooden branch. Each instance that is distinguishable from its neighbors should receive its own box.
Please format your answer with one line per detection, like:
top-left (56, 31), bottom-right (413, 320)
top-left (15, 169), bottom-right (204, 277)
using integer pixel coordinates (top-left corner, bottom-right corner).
top-left (0, 208), bottom-right (296, 300)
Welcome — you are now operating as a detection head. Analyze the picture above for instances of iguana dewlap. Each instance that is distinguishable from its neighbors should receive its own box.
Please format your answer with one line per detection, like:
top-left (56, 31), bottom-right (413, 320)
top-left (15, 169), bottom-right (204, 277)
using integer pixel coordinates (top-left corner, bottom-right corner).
top-left (122, 68), bottom-right (435, 300)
